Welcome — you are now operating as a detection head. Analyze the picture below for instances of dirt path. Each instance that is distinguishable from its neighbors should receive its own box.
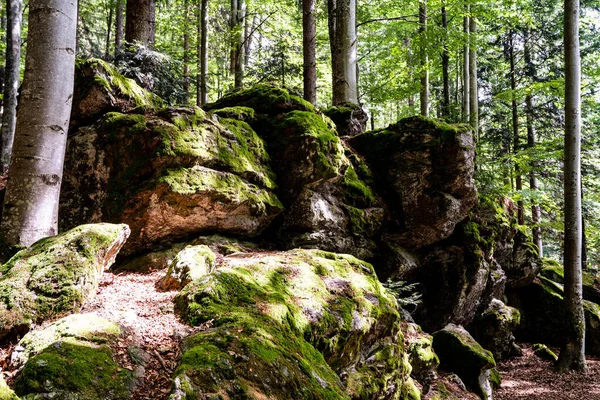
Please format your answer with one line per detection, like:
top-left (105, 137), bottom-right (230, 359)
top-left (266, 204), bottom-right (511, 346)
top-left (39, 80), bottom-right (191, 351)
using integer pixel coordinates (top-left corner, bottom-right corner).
top-left (495, 344), bottom-right (600, 400)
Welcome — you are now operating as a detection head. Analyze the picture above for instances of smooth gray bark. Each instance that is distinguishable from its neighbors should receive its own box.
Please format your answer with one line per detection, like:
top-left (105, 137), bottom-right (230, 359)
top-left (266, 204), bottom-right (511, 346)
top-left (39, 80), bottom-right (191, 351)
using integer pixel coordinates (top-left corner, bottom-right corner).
top-left (419, 0), bottom-right (428, 116)
top-left (469, 14), bottom-right (478, 136)
top-left (441, 4), bottom-right (450, 117)
top-left (329, 0), bottom-right (358, 105)
top-left (509, 31), bottom-right (524, 224)
top-left (1, 0), bottom-right (77, 246)
top-left (557, 0), bottom-right (587, 372)
top-left (198, 0), bottom-right (209, 105)
top-left (302, 0), bottom-right (317, 105)
top-left (463, 7), bottom-right (470, 122)
top-left (125, 0), bottom-right (155, 47)
top-left (115, 0), bottom-right (123, 53)
top-left (182, 0), bottom-right (190, 104)
top-left (0, 0), bottom-right (23, 174)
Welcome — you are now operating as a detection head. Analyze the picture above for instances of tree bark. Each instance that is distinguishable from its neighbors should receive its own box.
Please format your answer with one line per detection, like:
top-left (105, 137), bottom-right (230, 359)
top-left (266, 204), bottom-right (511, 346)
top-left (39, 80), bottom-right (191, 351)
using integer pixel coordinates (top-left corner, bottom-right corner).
top-left (115, 0), bottom-right (123, 54)
top-left (463, 6), bottom-right (470, 122)
top-left (441, 4), bottom-right (450, 117)
top-left (469, 14), bottom-right (478, 137)
top-left (230, 0), bottom-right (245, 89)
top-left (198, 0), bottom-right (209, 105)
top-left (509, 31), bottom-right (524, 225)
top-left (302, 0), bottom-right (317, 105)
top-left (125, 0), bottom-right (155, 47)
top-left (105, 1), bottom-right (113, 58)
top-left (0, 0), bottom-right (23, 174)
top-left (419, 0), bottom-right (428, 116)
top-left (182, 0), bottom-right (190, 104)
top-left (0, 0), bottom-right (77, 247)
top-left (557, 0), bottom-right (586, 372)
top-left (329, 0), bottom-right (358, 105)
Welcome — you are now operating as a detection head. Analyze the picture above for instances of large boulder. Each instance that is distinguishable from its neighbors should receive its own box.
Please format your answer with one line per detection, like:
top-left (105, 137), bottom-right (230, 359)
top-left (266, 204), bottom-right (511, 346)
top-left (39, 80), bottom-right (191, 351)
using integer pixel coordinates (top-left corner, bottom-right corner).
top-left (349, 116), bottom-right (477, 250)
top-left (157, 245), bottom-right (216, 291)
top-left (0, 375), bottom-right (18, 400)
top-left (0, 224), bottom-right (129, 342)
top-left (12, 314), bottom-right (135, 400)
top-left (60, 105), bottom-right (283, 256)
top-left (433, 324), bottom-right (496, 400)
top-left (172, 249), bottom-right (420, 400)
top-left (323, 103), bottom-right (369, 137)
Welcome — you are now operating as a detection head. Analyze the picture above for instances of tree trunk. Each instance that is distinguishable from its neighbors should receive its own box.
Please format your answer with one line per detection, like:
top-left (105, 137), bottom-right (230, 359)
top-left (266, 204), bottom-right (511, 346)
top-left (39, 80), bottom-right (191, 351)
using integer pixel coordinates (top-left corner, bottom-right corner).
top-left (469, 14), bottom-right (478, 137)
top-left (329, 0), bottom-right (358, 105)
top-left (509, 31), bottom-right (524, 225)
top-left (441, 4), bottom-right (450, 117)
top-left (302, 0), bottom-right (317, 105)
top-left (0, 0), bottom-right (77, 247)
top-left (115, 0), bottom-right (123, 54)
top-left (125, 0), bottom-right (155, 47)
top-left (198, 0), bottom-right (209, 105)
top-left (557, 0), bottom-right (587, 372)
top-left (105, 1), bottom-right (113, 58)
top-left (0, 0), bottom-right (23, 174)
top-left (463, 6), bottom-right (470, 122)
top-left (419, 0), bottom-right (428, 117)
top-left (230, 0), bottom-right (245, 89)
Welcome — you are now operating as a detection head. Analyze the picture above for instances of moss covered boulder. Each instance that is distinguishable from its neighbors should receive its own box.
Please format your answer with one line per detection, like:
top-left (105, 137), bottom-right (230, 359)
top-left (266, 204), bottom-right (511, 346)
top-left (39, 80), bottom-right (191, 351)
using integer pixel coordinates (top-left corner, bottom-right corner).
top-left (323, 103), bottom-right (369, 137)
top-left (467, 299), bottom-right (521, 361)
top-left (405, 323), bottom-right (439, 394)
top-left (433, 324), bottom-right (496, 400)
top-left (0, 375), bottom-right (18, 400)
top-left (172, 249), bottom-right (419, 400)
top-left (60, 106), bottom-right (283, 256)
top-left (157, 245), bottom-right (216, 290)
top-left (348, 116), bottom-right (477, 250)
top-left (0, 224), bottom-right (129, 342)
top-left (12, 313), bottom-right (134, 399)
top-left (539, 261), bottom-right (600, 304)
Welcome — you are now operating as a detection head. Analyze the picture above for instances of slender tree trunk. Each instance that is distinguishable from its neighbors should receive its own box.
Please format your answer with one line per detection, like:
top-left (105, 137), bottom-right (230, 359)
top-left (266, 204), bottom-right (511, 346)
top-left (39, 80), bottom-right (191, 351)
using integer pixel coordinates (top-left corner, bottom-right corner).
top-left (509, 31), bottom-right (524, 224)
top-left (441, 4), bottom-right (450, 117)
top-left (232, 0), bottom-right (245, 88)
top-left (105, 1), bottom-right (113, 58)
top-left (125, 0), bottom-right (155, 47)
top-left (1, 0), bottom-right (77, 247)
top-left (302, 0), bottom-right (317, 104)
top-left (463, 6), bottom-right (470, 122)
top-left (329, 0), bottom-right (358, 105)
top-left (405, 36), bottom-right (415, 110)
top-left (115, 0), bottom-right (123, 54)
top-left (182, 0), bottom-right (190, 104)
top-left (469, 14), bottom-right (478, 137)
top-left (199, 0), bottom-right (209, 105)
top-left (557, 0), bottom-right (586, 372)
top-left (0, 0), bottom-right (23, 174)
top-left (419, 0), bottom-right (428, 116)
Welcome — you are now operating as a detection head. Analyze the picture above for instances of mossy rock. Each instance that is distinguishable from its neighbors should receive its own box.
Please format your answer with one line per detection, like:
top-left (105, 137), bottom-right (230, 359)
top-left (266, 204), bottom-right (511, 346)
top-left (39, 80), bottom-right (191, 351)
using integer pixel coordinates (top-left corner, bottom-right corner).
top-left (532, 343), bottom-right (558, 362)
top-left (211, 106), bottom-right (256, 122)
top-left (60, 106), bottom-right (283, 257)
top-left (0, 224), bottom-right (130, 342)
top-left (204, 84), bottom-right (315, 115)
top-left (0, 375), bottom-right (18, 400)
top-left (157, 245), bottom-right (216, 290)
top-left (172, 249), bottom-right (419, 399)
top-left (348, 115), bottom-right (477, 250)
top-left (433, 324), bottom-right (495, 400)
top-left (539, 263), bottom-right (600, 304)
top-left (323, 103), bottom-right (368, 137)
top-left (467, 299), bottom-right (520, 361)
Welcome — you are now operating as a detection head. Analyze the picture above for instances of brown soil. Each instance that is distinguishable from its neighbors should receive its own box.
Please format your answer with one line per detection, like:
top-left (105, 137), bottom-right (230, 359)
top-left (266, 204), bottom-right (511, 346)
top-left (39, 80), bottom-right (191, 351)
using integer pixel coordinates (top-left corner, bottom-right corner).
top-left (495, 344), bottom-right (600, 400)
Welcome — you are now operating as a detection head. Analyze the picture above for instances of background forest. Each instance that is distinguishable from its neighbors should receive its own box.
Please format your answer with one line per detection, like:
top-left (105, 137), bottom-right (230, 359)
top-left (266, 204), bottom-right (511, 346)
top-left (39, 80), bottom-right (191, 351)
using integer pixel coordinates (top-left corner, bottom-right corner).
top-left (2, 0), bottom-right (595, 268)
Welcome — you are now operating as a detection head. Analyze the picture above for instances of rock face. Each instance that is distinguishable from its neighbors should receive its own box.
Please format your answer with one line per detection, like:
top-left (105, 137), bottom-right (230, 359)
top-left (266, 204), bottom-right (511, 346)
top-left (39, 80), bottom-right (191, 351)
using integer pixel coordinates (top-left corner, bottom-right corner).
top-left (433, 324), bottom-right (496, 400)
top-left (157, 245), bottom-right (216, 291)
top-left (323, 103), bottom-right (369, 137)
top-left (12, 314), bottom-right (135, 400)
top-left (0, 224), bottom-right (129, 342)
top-left (172, 249), bottom-right (420, 400)
top-left (61, 105), bottom-right (283, 256)
top-left (349, 116), bottom-right (477, 250)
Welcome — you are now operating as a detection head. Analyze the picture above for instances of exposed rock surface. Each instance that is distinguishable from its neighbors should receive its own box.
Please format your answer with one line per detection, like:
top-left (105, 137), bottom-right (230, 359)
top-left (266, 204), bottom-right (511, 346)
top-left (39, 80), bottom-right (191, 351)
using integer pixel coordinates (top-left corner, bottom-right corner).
top-left (172, 249), bottom-right (420, 400)
top-left (324, 103), bottom-right (369, 137)
top-left (61, 105), bottom-right (283, 256)
top-left (12, 314), bottom-right (135, 400)
top-left (0, 224), bottom-right (129, 342)
top-left (157, 245), bottom-right (216, 291)
top-left (405, 323), bottom-right (439, 394)
top-left (433, 324), bottom-right (496, 400)
top-left (349, 116), bottom-right (477, 250)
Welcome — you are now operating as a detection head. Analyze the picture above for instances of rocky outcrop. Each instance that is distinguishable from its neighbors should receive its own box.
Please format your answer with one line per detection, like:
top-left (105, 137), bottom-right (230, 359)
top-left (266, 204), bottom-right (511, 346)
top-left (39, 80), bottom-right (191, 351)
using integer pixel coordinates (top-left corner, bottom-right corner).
top-left (433, 324), bottom-right (496, 400)
top-left (172, 249), bottom-right (420, 400)
top-left (349, 116), bottom-right (477, 250)
top-left (324, 103), bottom-right (369, 137)
top-left (61, 106), bottom-right (283, 256)
top-left (0, 224), bottom-right (129, 342)
top-left (405, 323), bottom-right (439, 394)
top-left (12, 314), bottom-right (136, 400)
top-left (157, 245), bottom-right (216, 291)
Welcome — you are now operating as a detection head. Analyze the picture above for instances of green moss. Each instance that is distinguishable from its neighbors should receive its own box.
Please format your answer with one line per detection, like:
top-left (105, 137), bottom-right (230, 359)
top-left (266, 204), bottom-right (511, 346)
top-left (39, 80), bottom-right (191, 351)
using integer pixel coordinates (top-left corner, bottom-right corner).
top-left (0, 375), bottom-right (19, 400)
top-left (345, 206), bottom-right (381, 237)
top-left (341, 165), bottom-right (376, 207)
top-left (489, 368), bottom-right (502, 389)
top-left (14, 341), bottom-right (132, 399)
top-left (211, 106), bottom-right (256, 121)
top-left (532, 343), bottom-right (558, 362)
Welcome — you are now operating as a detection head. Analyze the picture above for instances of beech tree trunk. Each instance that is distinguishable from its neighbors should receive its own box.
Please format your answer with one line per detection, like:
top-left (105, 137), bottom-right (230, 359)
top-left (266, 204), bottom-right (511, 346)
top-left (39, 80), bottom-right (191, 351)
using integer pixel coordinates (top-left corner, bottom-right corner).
top-left (419, 0), bottom-right (429, 117)
top-left (0, 0), bottom-right (23, 174)
top-left (183, 0), bottom-right (190, 104)
top-left (230, 0), bottom-right (245, 89)
top-left (463, 7), bottom-right (470, 122)
top-left (125, 0), bottom-right (155, 47)
top-left (469, 14), bottom-right (478, 137)
top-left (329, 0), bottom-right (358, 105)
top-left (0, 0), bottom-right (77, 247)
top-left (302, 0), bottom-right (317, 105)
top-left (105, 2), bottom-right (113, 58)
top-left (509, 31), bottom-right (524, 225)
top-left (115, 0), bottom-right (123, 53)
top-left (441, 4), bottom-right (450, 117)
top-left (198, 0), bottom-right (209, 105)
top-left (557, 0), bottom-right (587, 372)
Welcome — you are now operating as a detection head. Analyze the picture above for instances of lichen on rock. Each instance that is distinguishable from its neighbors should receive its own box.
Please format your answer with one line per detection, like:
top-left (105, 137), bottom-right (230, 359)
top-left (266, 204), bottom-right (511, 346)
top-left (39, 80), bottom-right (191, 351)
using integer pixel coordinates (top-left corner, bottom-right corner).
top-left (172, 249), bottom-right (419, 400)
top-left (0, 223), bottom-right (130, 342)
